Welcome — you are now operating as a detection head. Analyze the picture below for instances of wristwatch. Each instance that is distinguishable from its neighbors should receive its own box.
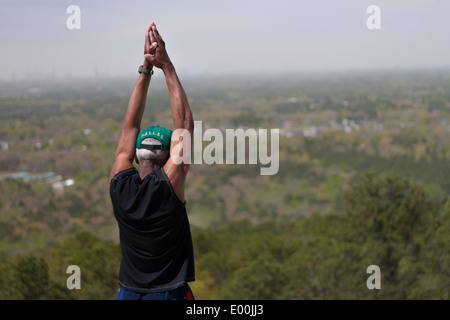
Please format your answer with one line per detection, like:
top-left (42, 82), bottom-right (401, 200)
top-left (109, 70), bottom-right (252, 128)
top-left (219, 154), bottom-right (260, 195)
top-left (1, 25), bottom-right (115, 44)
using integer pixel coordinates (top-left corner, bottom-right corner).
top-left (138, 65), bottom-right (154, 75)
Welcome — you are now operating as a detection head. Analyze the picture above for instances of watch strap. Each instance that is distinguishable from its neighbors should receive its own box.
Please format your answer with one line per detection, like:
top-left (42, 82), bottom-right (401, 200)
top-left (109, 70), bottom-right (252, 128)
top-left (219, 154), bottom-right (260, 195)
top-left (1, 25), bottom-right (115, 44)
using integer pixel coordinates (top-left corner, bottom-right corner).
top-left (138, 65), bottom-right (154, 75)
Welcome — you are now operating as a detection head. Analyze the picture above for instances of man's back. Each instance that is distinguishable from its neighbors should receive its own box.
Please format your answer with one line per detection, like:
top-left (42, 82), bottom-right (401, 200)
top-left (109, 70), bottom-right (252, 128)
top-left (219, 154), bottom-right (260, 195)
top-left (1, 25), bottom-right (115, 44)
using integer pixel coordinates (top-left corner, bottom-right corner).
top-left (110, 168), bottom-right (195, 293)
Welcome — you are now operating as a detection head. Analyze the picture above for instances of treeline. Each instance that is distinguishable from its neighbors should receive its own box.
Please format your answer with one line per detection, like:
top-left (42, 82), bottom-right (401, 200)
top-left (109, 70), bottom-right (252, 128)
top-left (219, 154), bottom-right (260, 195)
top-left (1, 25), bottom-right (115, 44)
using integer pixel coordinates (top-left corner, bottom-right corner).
top-left (0, 173), bottom-right (447, 299)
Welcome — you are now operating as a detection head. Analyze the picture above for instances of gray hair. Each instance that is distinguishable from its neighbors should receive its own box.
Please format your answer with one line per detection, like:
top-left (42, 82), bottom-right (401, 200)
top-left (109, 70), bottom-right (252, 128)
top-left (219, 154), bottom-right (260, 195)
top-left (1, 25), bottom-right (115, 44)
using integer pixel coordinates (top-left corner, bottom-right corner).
top-left (136, 138), bottom-right (169, 167)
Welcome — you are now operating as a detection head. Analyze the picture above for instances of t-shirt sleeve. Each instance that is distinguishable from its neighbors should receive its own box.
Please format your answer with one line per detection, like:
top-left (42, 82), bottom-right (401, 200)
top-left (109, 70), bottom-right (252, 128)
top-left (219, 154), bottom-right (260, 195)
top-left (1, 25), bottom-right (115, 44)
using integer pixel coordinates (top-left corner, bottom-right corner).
top-left (110, 168), bottom-right (139, 211)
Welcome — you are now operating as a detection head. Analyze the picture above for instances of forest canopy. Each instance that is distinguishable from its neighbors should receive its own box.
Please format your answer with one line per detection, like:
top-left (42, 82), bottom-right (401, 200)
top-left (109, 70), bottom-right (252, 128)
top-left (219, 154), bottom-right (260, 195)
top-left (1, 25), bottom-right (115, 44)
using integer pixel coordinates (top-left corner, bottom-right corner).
top-left (0, 71), bottom-right (449, 299)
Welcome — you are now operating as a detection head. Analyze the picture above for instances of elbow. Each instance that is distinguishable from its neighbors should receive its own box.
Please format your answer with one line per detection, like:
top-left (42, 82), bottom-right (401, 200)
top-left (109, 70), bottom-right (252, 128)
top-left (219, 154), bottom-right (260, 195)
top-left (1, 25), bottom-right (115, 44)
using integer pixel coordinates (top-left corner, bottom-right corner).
top-left (185, 116), bottom-right (194, 133)
top-left (179, 111), bottom-right (194, 133)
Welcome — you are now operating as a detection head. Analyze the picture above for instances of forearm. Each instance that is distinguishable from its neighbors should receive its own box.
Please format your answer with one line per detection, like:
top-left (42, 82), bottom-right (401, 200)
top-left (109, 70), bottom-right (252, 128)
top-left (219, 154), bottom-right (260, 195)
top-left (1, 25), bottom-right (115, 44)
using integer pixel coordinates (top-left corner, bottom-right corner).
top-left (124, 72), bottom-right (152, 129)
top-left (163, 64), bottom-right (193, 131)
top-left (114, 71), bottom-right (152, 159)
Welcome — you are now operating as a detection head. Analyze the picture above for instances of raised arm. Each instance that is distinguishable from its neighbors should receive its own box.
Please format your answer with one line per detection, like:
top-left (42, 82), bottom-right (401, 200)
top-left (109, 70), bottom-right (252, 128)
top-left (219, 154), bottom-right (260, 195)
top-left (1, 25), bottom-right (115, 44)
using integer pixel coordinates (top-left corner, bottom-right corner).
top-left (109, 23), bottom-right (157, 181)
top-left (148, 24), bottom-right (193, 133)
top-left (147, 24), bottom-right (194, 201)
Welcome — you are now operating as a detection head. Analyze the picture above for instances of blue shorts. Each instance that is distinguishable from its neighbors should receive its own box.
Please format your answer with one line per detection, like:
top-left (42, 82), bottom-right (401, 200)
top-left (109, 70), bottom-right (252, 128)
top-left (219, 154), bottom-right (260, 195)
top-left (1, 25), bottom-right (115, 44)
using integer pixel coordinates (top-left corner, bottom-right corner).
top-left (116, 284), bottom-right (194, 300)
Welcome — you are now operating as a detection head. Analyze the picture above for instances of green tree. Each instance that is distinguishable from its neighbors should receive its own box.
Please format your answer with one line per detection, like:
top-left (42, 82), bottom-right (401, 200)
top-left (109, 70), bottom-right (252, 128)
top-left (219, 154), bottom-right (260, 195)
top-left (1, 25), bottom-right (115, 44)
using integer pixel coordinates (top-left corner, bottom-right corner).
top-left (342, 172), bottom-right (440, 298)
top-left (221, 254), bottom-right (288, 300)
top-left (47, 231), bottom-right (121, 300)
top-left (12, 255), bottom-right (49, 300)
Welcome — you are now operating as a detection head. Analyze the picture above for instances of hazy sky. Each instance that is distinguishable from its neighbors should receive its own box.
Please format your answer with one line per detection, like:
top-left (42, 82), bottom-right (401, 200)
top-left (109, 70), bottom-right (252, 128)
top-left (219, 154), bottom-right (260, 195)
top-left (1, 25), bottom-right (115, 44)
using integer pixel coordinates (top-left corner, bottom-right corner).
top-left (1, 0), bottom-right (449, 79)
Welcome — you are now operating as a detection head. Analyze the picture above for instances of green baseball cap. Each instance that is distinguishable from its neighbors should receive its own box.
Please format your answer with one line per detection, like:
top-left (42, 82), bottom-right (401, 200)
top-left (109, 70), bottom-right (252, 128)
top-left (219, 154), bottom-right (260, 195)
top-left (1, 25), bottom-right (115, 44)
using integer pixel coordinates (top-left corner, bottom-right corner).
top-left (136, 125), bottom-right (173, 150)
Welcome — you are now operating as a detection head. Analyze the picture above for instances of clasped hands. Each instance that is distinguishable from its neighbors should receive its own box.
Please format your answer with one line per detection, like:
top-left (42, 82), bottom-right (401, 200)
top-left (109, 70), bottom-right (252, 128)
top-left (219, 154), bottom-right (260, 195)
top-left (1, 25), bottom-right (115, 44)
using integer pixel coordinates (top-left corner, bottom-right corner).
top-left (143, 22), bottom-right (172, 72)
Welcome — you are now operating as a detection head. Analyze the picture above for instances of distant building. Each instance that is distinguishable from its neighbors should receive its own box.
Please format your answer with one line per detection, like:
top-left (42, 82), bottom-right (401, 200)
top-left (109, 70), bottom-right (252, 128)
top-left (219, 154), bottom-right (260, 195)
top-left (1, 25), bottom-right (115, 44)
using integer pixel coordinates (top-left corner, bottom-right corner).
top-left (0, 171), bottom-right (75, 190)
top-left (0, 171), bottom-right (33, 182)
top-left (0, 141), bottom-right (8, 150)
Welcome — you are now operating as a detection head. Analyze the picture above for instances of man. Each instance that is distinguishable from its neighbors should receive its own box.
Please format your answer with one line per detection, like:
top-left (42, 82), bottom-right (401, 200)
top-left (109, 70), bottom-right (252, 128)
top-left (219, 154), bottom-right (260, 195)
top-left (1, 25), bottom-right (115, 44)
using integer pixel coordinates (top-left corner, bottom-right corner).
top-left (109, 22), bottom-right (195, 300)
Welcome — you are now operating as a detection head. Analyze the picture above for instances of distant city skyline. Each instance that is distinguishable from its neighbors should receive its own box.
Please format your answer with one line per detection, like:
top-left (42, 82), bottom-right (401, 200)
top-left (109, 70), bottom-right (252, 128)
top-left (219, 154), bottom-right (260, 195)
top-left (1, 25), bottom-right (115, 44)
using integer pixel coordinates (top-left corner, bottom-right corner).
top-left (1, 0), bottom-right (449, 80)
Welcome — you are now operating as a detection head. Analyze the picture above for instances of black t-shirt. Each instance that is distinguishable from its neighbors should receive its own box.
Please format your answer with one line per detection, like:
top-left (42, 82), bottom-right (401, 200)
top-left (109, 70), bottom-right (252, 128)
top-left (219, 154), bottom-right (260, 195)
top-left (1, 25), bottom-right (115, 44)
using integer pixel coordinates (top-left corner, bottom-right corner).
top-left (110, 167), bottom-right (195, 293)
